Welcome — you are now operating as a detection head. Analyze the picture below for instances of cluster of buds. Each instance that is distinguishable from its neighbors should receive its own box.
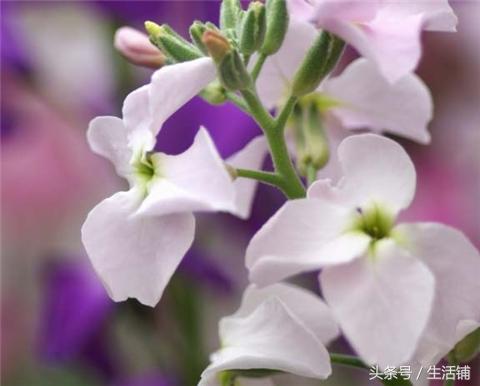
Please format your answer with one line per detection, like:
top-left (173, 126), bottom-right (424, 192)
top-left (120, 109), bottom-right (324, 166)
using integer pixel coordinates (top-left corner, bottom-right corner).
top-left (144, 0), bottom-right (288, 94)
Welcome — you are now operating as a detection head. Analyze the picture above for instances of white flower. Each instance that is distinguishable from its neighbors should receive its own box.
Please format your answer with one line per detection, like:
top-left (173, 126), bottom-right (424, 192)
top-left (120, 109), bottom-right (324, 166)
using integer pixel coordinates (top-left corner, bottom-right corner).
top-left (256, 20), bottom-right (433, 144)
top-left (246, 134), bottom-right (480, 368)
top-left (82, 58), bottom-right (265, 306)
top-left (199, 283), bottom-right (336, 386)
top-left (288, 0), bottom-right (457, 82)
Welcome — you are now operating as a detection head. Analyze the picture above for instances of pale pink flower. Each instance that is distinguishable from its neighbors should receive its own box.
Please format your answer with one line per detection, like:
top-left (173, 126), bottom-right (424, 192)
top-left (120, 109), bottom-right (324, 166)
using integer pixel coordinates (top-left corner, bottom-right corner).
top-left (288, 0), bottom-right (457, 82)
top-left (247, 134), bottom-right (480, 368)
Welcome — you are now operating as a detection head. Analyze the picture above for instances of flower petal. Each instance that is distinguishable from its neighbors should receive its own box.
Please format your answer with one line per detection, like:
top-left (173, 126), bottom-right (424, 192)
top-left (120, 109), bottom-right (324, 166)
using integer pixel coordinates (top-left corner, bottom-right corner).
top-left (396, 222), bottom-right (480, 365)
top-left (81, 188), bottom-right (195, 307)
top-left (310, 0), bottom-right (457, 82)
top-left (323, 58), bottom-right (433, 144)
top-left (199, 298), bottom-right (331, 386)
top-left (379, 0), bottom-right (457, 32)
top-left (320, 239), bottom-right (435, 368)
top-left (229, 283), bottom-right (339, 345)
top-left (255, 20), bottom-right (317, 109)
top-left (122, 84), bottom-right (156, 151)
top-left (246, 198), bottom-right (370, 286)
top-left (335, 134), bottom-right (416, 214)
top-left (86, 116), bottom-right (132, 178)
top-left (310, 2), bottom-right (417, 82)
top-left (227, 136), bottom-right (268, 219)
top-left (135, 127), bottom-right (236, 216)
top-left (148, 57), bottom-right (216, 135)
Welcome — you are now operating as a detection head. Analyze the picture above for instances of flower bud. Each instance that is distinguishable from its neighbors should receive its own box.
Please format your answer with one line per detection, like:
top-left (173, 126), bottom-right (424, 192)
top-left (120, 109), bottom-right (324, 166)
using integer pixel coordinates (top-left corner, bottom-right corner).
top-left (239, 1), bottom-right (266, 55)
top-left (449, 327), bottom-right (480, 364)
top-left (202, 30), bottom-right (231, 64)
top-left (218, 50), bottom-right (252, 91)
top-left (292, 100), bottom-right (329, 176)
top-left (189, 21), bottom-right (208, 54)
top-left (145, 21), bottom-right (202, 63)
top-left (291, 31), bottom-right (331, 97)
top-left (200, 80), bottom-right (227, 105)
top-left (291, 32), bottom-right (345, 97)
top-left (114, 27), bottom-right (166, 68)
top-left (260, 0), bottom-right (289, 55)
top-left (220, 0), bottom-right (242, 31)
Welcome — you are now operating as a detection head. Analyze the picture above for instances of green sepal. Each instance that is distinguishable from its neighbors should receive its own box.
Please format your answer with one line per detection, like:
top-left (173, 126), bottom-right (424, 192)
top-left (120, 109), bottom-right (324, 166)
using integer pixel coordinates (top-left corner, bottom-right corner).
top-left (189, 21), bottom-right (208, 54)
top-left (145, 21), bottom-right (202, 63)
top-left (448, 327), bottom-right (480, 364)
top-left (291, 31), bottom-right (345, 97)
top-left (260, 0), bottom-right (289, 55)
top-left (292, 100), bottom-right (329, 176)
top-left (239, 1), bottom-right (266, 55)
top-left (220, 0), bottom-right (242, 31)
top-left (200, 80), bottom-right (228, 105)
top-left (218, 50), bottom-right (251, 91)
top-left (291, 31), bottom-right (331, 96)
top-left (219, 369), bottom-right (283, 386)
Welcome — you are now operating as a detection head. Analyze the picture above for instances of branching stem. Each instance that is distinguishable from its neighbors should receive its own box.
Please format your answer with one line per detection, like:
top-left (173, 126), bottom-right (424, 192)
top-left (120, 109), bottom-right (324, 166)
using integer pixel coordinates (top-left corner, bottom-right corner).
top-left (251, 53), bottom-right (267, 81)
top-left (239, 88), bottom-right (305, 199)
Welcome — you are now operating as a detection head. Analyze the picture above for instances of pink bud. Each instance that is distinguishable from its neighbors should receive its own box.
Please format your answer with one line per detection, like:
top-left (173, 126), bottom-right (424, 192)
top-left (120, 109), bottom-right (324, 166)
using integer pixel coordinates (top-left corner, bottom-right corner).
top-left (114, 26), bottom-right (165, 68)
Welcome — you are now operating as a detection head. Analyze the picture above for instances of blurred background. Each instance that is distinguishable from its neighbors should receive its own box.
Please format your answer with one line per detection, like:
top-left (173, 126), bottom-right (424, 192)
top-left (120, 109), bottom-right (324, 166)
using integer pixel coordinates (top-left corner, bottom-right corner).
top-left (1, 1), bottom-right (479, 385)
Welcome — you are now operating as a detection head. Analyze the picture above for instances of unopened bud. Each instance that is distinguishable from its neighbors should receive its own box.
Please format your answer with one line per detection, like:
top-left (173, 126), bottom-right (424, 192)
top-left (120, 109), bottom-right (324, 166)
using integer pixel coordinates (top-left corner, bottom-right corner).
top-left (260, 0), bottom-right (289, 55)
top-left (291, 32), bottom-right (345, 97)
top-left (202, 30), bottom-right (231, 63)
top-left (220, 0), bottom-right (242, 31)
top-left (145, 21), bottom-right (202, 63)
top-left (114, 27), bottom-right (166, 68)
top-left (200, 80), bottom-right (227, 105)
top-left (291, 31), bottom-right (331, 97)
top-left (218, 50), bottom-right (251, 91)
top-left (293, 100), bottom-right (329, 176)
top-left (189, 21), bottom-right (208, 54)
top-left (239, 1), bottom-right (266, 55)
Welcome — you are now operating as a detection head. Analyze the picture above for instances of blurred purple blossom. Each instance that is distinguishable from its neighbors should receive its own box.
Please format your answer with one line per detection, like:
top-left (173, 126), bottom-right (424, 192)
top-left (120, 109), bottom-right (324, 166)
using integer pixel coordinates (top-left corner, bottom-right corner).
top-left (37, 259), bottom-right (114, 377)
top-left (179, 250), bottom-right (234, 294)
top-left (0, 2), bottom-right (30, 73)
top-left (111, 372), bottom-right (174, 386)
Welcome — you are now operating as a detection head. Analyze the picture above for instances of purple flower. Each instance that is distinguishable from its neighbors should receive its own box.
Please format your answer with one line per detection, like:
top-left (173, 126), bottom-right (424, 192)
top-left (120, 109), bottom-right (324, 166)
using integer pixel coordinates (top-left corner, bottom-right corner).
top-left (37, 259), bottom-right (114, 375)
top-left (111, 372), bottom-right (174, 386)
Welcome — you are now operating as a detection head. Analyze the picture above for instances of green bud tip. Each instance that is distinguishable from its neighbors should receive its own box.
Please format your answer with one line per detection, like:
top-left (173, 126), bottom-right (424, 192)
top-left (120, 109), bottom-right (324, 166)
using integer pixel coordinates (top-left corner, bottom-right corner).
top-left (144, 21), bottom-right (163, 38)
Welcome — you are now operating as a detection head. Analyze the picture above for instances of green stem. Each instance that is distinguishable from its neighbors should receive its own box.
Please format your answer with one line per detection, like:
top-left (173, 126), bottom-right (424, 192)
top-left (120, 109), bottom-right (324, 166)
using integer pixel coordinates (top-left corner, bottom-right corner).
top-left (444, 379), bottom-right (455, 386)
top-left (251, 53), bottom-right (267, 81)
top-left (275, 95), bottom-right (297, 133)
top-left (240, 88), bottom-right (305, 199)
top-left (306, 163), bottom-right (317, 186)
top-left (329, 354), bottom-right (413, 386)
top-left (236, 168), bottom-right (282, 187)
top-left (225, 91), bottom-right (249, 112)
top-left (240, 88), bottom-right (274, 129)
top-left (330, 353), bottom-right (368, 370)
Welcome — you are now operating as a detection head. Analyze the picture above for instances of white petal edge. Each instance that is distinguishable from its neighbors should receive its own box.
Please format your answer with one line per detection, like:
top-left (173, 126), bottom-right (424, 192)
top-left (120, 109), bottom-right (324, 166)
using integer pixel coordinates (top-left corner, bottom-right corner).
top-left (246, 198), bottom-right (370, 287)
top-left (335, 133), bottom-right (416, 214)
top-left (81, 188), bottom-right (195, 307)
top-left (396, 222), bottom-right (480, 365)
top-left (199, 297), bottom-right (331, 386)
top-left (148, 57), bottom-right (216, 135)
top-left (320, 239), bottom-right (435, 368)
top-left (323, 58), bottom-right (433, 144)
top-left (87, 116), bottom-right (132, 178)
top-left (135, 127), bottom-right (236, 217)
top-left (227, 283), bottom-right (339, 346)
